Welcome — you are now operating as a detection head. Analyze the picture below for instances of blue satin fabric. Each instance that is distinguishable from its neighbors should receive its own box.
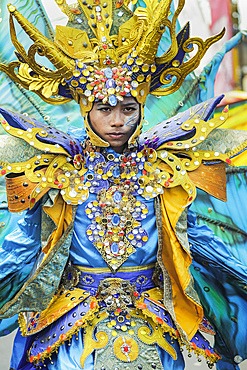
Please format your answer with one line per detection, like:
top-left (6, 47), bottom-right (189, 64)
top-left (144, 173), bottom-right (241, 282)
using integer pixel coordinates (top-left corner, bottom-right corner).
top-left (0, 203), bottom-right (42, 336)
top-left (188, 169), bottom-right (247, 370)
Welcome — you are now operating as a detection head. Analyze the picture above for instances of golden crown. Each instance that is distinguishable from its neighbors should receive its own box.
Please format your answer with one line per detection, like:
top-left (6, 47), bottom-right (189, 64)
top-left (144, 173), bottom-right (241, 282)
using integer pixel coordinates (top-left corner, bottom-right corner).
top-left (0, 0), bottom-right (224, 114)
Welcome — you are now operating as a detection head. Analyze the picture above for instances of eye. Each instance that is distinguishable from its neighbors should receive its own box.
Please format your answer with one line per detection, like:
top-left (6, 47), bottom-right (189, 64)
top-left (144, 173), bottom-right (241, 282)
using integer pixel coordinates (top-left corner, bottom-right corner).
top-left (123, 106), bottom-right (137, 113)
top-left (98, 106), bottom-right (111, 112)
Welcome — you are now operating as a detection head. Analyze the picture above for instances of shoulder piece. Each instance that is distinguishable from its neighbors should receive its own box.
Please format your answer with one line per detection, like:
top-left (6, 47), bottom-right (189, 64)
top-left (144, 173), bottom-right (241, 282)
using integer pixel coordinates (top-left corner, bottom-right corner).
top-left (0, 107), bottom-right (82, 157)
top-left (139, 95), bottom-right (224, 149)
top-left (0, 108), bottom-right (89, 211)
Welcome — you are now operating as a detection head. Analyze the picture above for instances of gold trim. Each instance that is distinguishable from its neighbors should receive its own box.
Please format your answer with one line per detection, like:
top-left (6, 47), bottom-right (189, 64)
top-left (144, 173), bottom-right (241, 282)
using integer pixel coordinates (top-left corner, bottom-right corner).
top-left (75, 263), bottom-right (155, 274)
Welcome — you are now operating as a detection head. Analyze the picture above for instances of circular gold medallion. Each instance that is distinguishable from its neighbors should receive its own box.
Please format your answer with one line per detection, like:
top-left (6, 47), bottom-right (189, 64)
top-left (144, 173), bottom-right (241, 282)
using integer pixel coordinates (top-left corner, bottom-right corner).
top-left (114, 336), bottom-right (139, 362)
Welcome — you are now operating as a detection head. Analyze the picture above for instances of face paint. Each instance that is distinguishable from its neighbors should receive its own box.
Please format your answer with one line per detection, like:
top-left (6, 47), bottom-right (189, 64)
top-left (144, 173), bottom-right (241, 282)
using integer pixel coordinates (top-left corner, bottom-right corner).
top-left (124, 111), bottom-right (139, 128)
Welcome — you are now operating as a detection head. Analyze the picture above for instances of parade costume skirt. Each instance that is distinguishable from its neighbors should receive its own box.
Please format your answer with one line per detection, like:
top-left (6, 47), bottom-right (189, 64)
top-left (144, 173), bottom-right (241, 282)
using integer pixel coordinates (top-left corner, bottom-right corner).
top-left (11, 263), bottom-right (219, 370)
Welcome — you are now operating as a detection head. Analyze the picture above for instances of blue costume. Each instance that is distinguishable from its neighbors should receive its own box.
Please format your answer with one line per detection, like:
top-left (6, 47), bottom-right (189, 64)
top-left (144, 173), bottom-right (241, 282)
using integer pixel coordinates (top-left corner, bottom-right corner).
top-left (0, 0), bottom-right (247, 369)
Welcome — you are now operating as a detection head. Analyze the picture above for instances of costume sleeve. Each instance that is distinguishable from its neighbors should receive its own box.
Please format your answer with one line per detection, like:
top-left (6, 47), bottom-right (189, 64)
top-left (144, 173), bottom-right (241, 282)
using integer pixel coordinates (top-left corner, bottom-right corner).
top-left (0, 202), bottom-right (42, 314)
top-left (188, 167), bottom-right (247, 370)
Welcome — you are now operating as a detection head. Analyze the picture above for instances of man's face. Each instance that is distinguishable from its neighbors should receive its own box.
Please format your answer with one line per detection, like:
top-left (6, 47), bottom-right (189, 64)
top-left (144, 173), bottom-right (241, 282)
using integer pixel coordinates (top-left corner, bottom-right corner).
top-left (88, 97), bottom-right (140, 153)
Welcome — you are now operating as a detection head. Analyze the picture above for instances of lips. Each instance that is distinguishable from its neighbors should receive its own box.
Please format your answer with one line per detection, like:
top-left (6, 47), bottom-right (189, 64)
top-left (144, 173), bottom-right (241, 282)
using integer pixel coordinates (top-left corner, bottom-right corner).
top-left (107, 132), bottom-right (125, 138)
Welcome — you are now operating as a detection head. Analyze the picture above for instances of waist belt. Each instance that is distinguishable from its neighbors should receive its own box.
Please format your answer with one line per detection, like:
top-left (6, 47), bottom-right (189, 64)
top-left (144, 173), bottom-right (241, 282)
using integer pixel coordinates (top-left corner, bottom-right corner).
top-left (75, 263), bottom-right (156, 295)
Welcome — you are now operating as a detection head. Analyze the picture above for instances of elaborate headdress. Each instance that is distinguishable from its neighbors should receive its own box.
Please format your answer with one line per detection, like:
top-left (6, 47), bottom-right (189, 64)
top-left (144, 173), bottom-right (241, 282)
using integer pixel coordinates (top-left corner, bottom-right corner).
top-left (0, 0), bottom-right (224, 146)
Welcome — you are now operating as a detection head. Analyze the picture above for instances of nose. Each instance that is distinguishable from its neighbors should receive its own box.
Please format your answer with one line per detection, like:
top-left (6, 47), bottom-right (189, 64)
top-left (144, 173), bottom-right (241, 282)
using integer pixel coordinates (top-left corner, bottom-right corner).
top-left (109, 108), bottom-right (124, 127)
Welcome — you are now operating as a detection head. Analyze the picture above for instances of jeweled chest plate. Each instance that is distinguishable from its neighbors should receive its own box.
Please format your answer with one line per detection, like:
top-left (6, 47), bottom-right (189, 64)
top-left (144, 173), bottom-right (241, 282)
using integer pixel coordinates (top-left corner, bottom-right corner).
top-left (84, 152), bottom-right (150, 272)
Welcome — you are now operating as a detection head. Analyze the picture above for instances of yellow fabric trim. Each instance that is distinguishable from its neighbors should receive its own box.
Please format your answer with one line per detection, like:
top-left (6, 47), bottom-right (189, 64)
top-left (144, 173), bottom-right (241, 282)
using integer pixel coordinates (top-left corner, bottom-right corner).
top-left (160, 187), bottom-right (203, 340)
top-left (42, 194), bottom-right (73, 256)
top-left (75, 263), bottom-right (155, 274)
top-left (231, 150), bottom-right (247, 166)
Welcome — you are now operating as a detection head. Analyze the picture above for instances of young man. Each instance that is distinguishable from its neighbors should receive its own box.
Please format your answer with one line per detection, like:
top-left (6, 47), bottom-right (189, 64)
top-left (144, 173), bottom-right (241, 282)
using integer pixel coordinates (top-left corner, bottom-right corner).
top-left (0, 1), bottom-right (247, 369)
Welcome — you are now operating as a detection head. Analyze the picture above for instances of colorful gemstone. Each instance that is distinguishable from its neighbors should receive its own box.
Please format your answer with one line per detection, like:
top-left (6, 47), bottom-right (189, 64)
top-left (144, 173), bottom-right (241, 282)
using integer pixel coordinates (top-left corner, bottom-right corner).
top-left (105, 67), bottom-right (113, 78)
top-left (116, 0), bottom-right (124, 8)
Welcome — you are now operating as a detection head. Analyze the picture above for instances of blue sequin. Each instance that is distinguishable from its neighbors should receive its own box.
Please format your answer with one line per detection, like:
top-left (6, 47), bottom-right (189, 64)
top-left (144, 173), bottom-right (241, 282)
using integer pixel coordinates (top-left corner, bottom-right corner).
top-left (112, 166), bottom-right (120, 178)
top-left (104, 67), bottom-right (113, 78)
top-left (106, 79), bottom-right (116, 89)
top-left (112, 214), bottom-right (120, 226)
top-left (113, 191), bottom-right (122, 203)
top-left (108, 95), bottom-right (117, 106)
top-left (111, 242), bottom-right (119, 254)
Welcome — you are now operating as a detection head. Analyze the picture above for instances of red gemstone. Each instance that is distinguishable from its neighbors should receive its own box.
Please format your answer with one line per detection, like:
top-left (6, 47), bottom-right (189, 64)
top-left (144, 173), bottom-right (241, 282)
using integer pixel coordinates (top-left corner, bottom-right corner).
top-left (121, 163), bottom-right (126, 167)
top-left (124, 346), bottom-right (129, 352)
top-left (125, 84), bottom-right (131, 89)
top-left (100, 71), bottom-right (105, 75)
top-left (100, 203), bottom-right (106, 207)
top-left (1, 120), bottom-right (6, 124)
top-left (95, 70), bottom-right (100, 75)
top-left (31, 198), bottom-right (36, 204)
top-left (119, 68), bottom-right (123, 73)
top-left (37, 352), bottom-right (42, 360)
top-left (123, 157), bottom-right (127, 162)
top-left (125, 180), bottom-right (130, 185)
top-left (90, 301), bottom-right (97, 309)
top-left (113, 74), bottom-right (119, 80)
top-left (60, 334), bottom-right (66, 341)
top-left (70, 8), bottom-right (81, 14)
top-left (95, 80), bottom-right (100, 85)
top-left (102, 44), bottom-right (108, 50)
top-left (47, 345), bottom-right (52, 354)
top-left (1, 169), bottom-right (6, 175)
top-left (30, 355), bottom-right (34, 363)
top-left (106, 60), bottom-right (111, 65)
top-left (58, 184), bottom-right (63, 189)
top-left (98, 85), bottom-right (103, 90)
top-left (164, 181), bottom-right (169, 187)
top-left (99, 94), bottom-right (105, 99)
top-left (117, 81), bottom-right (123, 86)
top-left (97, 15), bottom-right (102, 21)
top-left (149, 149), bottom-right (154, 153)
top-left (90, 82), bottom-right (95, 87)
top-left (137, 302), bottom-right (147, 309)
top-left (167, 142), bottom-right (173, 146)
top-left (126, 77), bottom-right (131, 82)
top-left (101, 77), bottom-right (106, 82)
top-left (189, 196), bottom-right (193, 201)
top-left (108, 231), bottom-right (113, 235)
top-left (191, 342), bottom-right (197, 350)
top-left (156, 317), bottom-right (164, 324)
top-left (119, 76), bottom-right (125, 81)
top-left (93, 90), bottom-right (98, 95)
top-left (116, 0), bottom-right (124, 8)
top-left (168, 178), bottom-right (173, 183)
top-left (116, 308), bottom-right (122, 312)
top-left (112, 68), bottom-right (118, 74)
top-left (142, 170), bottom-right (147, 175)
top-left (131, 160), bottom-right (136, 165)
top-left (223, 107), bottom-right (228, 113)
top-left (226, 158), bottom-right (231, 164)
top-left (133, 292), bottom-right (139, 297)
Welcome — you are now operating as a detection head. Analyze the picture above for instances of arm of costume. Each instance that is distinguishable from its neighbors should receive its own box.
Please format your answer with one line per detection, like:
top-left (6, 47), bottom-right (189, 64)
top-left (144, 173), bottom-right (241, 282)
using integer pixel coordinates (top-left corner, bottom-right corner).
top-left (189, 166), bottom-right (247, 370)
top-left (0, 121), bottom-right (77, 319)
